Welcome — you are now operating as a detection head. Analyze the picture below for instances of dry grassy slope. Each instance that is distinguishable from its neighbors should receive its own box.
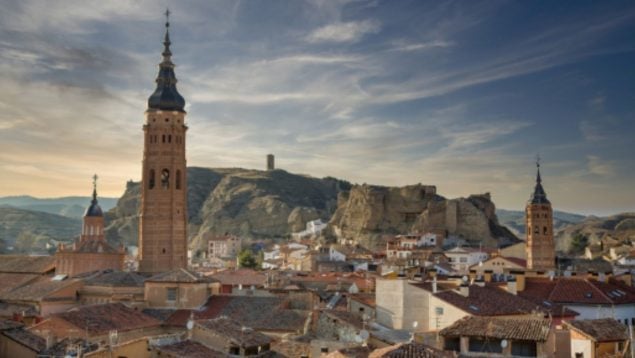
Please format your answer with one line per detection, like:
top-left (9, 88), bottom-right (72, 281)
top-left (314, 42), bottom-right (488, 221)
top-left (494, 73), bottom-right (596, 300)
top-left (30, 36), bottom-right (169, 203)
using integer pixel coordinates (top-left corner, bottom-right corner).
top-left (554, 213), bottom-right (635, 251)
top-left (0, 207), bottom-right (81, 253)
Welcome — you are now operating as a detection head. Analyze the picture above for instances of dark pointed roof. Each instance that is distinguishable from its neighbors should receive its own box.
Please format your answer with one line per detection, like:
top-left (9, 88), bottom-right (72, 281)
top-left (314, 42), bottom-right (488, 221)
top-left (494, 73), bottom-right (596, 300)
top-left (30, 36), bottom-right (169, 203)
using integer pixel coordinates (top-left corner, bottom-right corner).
top-left (147, 10), bottom-right (186, 112)
top-left (529, 160), bottom-right (550, 205)
top-left (84, 174), bottom-right (103, 217)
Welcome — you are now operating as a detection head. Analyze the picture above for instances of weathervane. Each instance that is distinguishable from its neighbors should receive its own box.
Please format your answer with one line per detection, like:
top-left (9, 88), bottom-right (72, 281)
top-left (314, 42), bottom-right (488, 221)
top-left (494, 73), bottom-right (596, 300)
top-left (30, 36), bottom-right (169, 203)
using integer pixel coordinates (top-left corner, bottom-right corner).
top-left (92, 174), bottom-right (98, 190)
top-left (536, 153), bottom-right (541, 168)
top-left (165, 8), bottom-right (170, 27)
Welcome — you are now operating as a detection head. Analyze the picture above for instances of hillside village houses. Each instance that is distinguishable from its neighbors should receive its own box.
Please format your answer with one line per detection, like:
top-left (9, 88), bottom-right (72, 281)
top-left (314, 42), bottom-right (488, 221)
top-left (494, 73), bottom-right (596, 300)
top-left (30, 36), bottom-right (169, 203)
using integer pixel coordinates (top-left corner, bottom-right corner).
top-left (2, 11), bottom-right (635, 358)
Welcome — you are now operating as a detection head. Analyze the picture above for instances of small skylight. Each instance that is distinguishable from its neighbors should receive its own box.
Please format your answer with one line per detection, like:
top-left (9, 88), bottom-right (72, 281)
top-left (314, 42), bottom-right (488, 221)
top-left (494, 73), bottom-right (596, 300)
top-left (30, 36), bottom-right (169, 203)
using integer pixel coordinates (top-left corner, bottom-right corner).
top-left (469, 305), bottom-right (480, 311)
top-left (584, 292), bottom-right (593, 299)
top-left (542, 301), bottom-right (552, 307)
top-left (616, 289), bottom-right (626, 295)
top-left (51, 274), bottom-right (67, 281)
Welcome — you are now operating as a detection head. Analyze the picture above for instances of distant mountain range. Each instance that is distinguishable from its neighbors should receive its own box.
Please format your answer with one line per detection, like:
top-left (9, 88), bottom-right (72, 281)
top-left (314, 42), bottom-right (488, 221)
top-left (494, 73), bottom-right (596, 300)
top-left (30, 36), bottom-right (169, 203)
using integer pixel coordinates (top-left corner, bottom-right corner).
top-left (496, 209), bottom-right (587, 237)
top-left (0, 195), bottom-right (118, 219)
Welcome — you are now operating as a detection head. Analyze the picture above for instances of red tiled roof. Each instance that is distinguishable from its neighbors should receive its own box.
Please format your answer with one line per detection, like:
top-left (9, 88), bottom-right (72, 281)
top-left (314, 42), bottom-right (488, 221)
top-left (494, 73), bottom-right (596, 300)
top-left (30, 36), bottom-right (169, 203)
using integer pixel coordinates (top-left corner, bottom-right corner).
top-left (521, 277), bottom-right (635, 305)
top-left (196, 316), bottom-right (273, 347)
top-left (0, 273), bottom-right (40, 295)
top-left (49, 303), bottom-right (161, 335)
top-left (147, 268), bottom-right (218, 283)
top-left (440, 316), bottom-right (550, 342)
top-left (433, 284), bottom-right (542, 316)
top-left (566, 318), bottom-right (629, 342)
top-left (0, 255), bottom-right (55, 274)
top-left (209, 269), bottom-right (266, 286)
top-left (154, 340), bottom-right (227, 358)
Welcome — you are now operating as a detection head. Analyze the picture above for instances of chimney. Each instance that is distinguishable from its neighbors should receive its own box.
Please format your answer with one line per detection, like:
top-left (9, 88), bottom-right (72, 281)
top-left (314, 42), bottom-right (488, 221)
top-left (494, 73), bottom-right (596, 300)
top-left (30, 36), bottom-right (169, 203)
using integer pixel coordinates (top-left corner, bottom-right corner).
top-left (469, 270), bottom-right (477, 282)
top-left (432, 276), bottom-right (438, 294)
top-left (484, 270), bottom-right (493, 283)
top-left (587, 270), bottom-right (596, 280)
top-left (511, 270), bottom-right (526, 292)
top-left (459, 283), bottom-right (469, 297)
top-left (598, 272), bottom-right (606, 283)
top-left (507, 277), bottom-right (517, 295)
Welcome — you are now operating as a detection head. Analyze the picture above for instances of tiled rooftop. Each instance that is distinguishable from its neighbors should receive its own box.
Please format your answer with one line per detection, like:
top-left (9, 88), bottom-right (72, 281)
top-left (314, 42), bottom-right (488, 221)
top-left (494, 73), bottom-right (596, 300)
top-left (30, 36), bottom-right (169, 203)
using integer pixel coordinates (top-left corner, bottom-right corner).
top-left (0, 276), bottom-right (81, 302)
top-left (0, 273), bottom-right (40, 295)
top-left (439, 316), bottom-right (550, 342)
top-left (432, 284), bottom-right (540, 316)
top-left (566, 318), bottom-right (629, 342)
top-left (86, 270), bottom-right (146, 287)
top-left (197, 316), bottom-right (273, 347)
top-left (2, 328), bottom-right (46, 352)
top-left (147, 268), bottom-right (218, 283)
top-left (209, 268), bottom-right (267, 286)
top-left (48, 303), bottom-right (161, 335)
top-left (369, 342), bottom-right (456, 358)
top-left (521, 277), bottom-right (635, 305)
top-left (0, 319), bottom-right (23, 331)
top-left (154, 340), bottom-right (227, 358)
top-left (0, 255), bottom-right (55, 274)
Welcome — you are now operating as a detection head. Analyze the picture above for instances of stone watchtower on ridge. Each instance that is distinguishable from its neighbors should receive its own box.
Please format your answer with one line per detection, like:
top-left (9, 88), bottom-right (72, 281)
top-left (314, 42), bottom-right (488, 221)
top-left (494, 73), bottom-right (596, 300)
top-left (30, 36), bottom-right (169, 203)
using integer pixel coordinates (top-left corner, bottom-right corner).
top-left (138, 11), bottom-right (188, 273)
top-left (525, 158), bottom-right (555, 270)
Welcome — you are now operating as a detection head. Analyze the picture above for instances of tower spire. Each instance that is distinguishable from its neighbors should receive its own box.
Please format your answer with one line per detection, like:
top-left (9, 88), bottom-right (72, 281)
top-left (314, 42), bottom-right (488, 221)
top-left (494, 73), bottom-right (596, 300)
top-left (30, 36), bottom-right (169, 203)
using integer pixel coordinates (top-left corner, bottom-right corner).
top-left (536, 154), bottom-right (542, 184)
top-left (92, 174), bottom-right (98, 203)
top-left (147, 9), bottom-right (185, 112)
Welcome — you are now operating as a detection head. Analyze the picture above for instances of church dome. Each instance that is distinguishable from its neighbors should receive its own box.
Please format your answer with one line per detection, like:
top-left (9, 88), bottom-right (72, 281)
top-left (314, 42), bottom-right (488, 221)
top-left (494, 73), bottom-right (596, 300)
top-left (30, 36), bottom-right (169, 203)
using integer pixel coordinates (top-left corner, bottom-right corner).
top-left (84, 175), bottom-right (104, 217)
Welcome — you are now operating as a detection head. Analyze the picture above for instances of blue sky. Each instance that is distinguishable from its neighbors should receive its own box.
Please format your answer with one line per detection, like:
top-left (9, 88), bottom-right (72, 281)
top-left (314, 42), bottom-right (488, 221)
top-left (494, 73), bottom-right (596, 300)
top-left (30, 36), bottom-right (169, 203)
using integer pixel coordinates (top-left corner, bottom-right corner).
top-left (0, 0), bottom-right (633, 215)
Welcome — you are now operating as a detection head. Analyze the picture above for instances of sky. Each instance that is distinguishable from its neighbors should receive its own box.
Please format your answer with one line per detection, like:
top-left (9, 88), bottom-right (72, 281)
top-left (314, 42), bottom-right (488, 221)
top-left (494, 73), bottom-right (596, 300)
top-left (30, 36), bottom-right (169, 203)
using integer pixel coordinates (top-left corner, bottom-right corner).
top-left (0, 0), bottom-right (634, 215)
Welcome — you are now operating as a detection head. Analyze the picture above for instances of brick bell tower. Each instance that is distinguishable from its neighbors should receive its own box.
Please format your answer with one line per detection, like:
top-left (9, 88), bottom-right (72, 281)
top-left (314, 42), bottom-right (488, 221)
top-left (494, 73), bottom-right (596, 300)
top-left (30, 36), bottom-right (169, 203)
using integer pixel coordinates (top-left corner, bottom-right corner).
top-left (525, 157), bottom-right (555, 271)
top-left (138, 10), bottom-right (188, 273)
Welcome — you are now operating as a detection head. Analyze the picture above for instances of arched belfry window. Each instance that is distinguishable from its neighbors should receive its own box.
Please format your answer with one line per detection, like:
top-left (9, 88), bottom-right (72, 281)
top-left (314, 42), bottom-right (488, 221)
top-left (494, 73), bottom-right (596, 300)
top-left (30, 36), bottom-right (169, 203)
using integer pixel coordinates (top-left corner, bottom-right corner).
top-left (176, 170), bottom-right (181, 190)
top-left (543, 226), bottom-right (548, 235)
top-left (161, 169), bottom-right (170, 189)
top-left (534, 226), bottom-right (539, 235)
top-left (149, 169), bottom-right (155, 189)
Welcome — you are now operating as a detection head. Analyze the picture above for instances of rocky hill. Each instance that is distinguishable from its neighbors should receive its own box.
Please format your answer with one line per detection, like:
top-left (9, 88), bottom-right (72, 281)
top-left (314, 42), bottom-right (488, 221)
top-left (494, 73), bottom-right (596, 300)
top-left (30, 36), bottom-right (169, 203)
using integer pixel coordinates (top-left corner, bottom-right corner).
top-left (329, 184), bottom-right (519, 249)
top-left (496, 209), bottom-right (586, 237)
top-left (104, 167), bottom-right (351, 250)
top-left (0, 195), bottom-right (117, 219)
top-left (0, 207), bottom-right (81, 254)
top-left (554, 213), bottom-right (635, 252)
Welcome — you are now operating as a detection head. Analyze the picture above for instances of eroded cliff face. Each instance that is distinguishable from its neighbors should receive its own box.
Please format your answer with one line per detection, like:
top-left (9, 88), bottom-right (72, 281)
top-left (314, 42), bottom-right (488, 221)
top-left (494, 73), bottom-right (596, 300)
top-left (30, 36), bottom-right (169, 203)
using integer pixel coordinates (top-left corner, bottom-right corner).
top-left (329, 185), bottom-right (518, 249)
top-left (104, 167), bottom-right (348, 250)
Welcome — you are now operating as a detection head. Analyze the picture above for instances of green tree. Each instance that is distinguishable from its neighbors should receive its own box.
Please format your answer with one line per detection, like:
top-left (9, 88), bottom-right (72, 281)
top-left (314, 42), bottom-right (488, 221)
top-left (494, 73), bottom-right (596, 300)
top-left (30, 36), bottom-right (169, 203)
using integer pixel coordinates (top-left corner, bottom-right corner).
top-left (570, 232), bottom-right (589, 254)
top-left (238, 249), bottom-right (258, 269)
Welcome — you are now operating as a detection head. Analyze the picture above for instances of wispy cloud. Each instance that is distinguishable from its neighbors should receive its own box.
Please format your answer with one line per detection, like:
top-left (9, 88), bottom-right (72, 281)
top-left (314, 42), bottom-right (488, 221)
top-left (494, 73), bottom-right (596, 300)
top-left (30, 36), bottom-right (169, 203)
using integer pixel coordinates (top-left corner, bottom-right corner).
top-left (306, 20), bottom-right (381, 43)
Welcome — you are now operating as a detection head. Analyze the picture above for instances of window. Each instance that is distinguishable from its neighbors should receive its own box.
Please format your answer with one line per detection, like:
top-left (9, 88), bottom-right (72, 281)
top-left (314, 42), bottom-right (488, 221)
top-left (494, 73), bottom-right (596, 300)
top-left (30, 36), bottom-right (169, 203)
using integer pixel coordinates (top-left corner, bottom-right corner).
top-left (167, 288), bottom-right (177, 301)
top-left (543, 226), bottom-right (548, 235)
top-left (321, 347), bottom-right (329, 353)
top-left (176, 170), bottom-right (181, 190)
top-left (229, 346), bottom-right (240, 355)
top-left (168, 135), bottom-right (171, 143)
top-left (469, 338), bottom-right (502, 353)
top-left (444, 337), bottom-right (460, 352)
top-left (459, 257), bottom-right (467, 263)
top-left (149, 169), bottom-right (155, 189)
top-left (512, 340), bottom-right (537, 357)
top-left (162, 134), bottom-right (166, 143)
top-left (534, 226), bottom-right (539, 234)
top-left (161, 169), bottom-right (170, 189)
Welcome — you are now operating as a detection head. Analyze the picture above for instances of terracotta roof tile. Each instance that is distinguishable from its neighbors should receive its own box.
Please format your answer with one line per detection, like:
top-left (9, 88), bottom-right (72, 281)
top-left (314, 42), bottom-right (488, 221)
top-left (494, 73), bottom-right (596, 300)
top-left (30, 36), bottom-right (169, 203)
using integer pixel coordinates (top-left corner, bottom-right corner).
top-left (0, 276), bottom-right (82, 302)
top-left (439, 316), bottom-right (550, 342)
top-left (369, 342), bottom-right (456, 358)
top-left (197, 316), bottom-right (273, 347)
top-left (49, 303), bottom-right (161, 335)
top-left (2, 328), bottom-right (46, 352)
top-left (566, 318), bottom-right (629, 342)
top-left (0, 255), bottom-right (55, 274)
top-left (154, 340), bottom-right (227, 358)
top-left (86, 270), bottom-right (146, 287)
top-left (0, 273), bottom-right (40, 295)
top-left (147, 268), bottom-right (218, 283)
top-left (209, 269), bottom-right (266, 286)
top-left (433, 284), bottom-right (540, 316)
top-left (521, 277), bottom-right (635, 305)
